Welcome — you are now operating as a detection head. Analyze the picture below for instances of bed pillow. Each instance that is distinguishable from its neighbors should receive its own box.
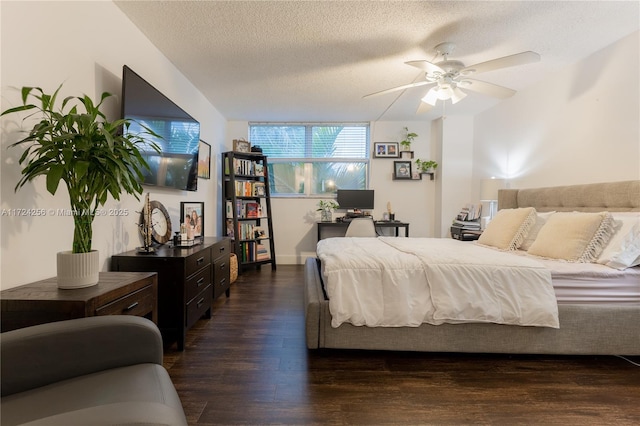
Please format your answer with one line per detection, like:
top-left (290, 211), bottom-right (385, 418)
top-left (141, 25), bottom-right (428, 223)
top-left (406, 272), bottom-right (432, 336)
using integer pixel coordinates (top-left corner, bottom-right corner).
top-left (596, 212), bottom-right (640, 270)
top-left (527, 211), bottom-right (615, 262)
top-left (520, 211), bottom-right (556, 251)
top-left (477, 207), bottom-right (536, 250)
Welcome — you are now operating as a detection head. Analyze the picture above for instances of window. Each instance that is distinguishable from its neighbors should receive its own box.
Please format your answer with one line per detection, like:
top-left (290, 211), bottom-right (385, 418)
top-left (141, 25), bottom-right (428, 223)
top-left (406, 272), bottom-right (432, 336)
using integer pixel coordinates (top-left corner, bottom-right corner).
top-left (249, 124), bottom-right (370, 196)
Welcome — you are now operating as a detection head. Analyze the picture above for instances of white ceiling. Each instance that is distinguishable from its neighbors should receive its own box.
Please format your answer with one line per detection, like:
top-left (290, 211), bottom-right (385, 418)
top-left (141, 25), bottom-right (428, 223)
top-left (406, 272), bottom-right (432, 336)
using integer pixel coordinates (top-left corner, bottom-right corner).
top-left (115, 1), bottom-right (639, 122)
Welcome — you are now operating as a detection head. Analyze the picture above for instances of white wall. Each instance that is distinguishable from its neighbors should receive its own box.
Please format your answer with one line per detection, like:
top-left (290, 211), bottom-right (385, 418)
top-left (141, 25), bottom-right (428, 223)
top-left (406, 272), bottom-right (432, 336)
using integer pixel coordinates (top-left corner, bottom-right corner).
top-left (1, 1), bottom-right (226, 289)
top-left (473, 31), bottom-right (640, 191)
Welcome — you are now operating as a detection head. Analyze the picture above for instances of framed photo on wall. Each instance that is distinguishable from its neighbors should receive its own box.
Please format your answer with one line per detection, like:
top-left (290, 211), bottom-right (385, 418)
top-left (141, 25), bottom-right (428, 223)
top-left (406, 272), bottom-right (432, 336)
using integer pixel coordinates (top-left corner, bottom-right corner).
top-left (180, 201), bottom-right (204, 239)
top-left (373, 142), bottom-right (399, 158)
top-left (393, 161), bottom-right (412, 179)
top-left (198, 140), bottom-right (211, 179)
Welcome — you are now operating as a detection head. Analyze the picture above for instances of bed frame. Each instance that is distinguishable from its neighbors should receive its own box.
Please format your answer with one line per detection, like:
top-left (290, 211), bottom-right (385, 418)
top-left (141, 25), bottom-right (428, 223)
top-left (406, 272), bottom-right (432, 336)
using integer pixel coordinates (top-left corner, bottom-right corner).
top-left (305, 180), bottom-right (640, 355)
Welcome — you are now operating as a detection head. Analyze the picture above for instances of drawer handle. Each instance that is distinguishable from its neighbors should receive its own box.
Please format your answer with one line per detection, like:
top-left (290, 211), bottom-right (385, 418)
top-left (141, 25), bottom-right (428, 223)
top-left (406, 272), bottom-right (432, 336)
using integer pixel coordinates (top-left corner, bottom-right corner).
top-left (220, 278), bottom-right (226, 286)
top-left (196, 256), bottom-right (205, 265)
top-left (219, 262), bottom-right (226, 270)
top-left (197, 277), bottom-right (205, 287)
top-left (197, 297), bottom-right (205, 308)
top-left (124, 302), bottom-right (139, 311)
top-left (219, 246), bottom-right (226, 253)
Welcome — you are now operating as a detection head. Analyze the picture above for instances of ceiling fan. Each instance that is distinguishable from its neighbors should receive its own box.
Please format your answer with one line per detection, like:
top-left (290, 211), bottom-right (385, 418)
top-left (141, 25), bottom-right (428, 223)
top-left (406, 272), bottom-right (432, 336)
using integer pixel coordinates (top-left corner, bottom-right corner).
top-left (364, 42), bottom-right (540, 113)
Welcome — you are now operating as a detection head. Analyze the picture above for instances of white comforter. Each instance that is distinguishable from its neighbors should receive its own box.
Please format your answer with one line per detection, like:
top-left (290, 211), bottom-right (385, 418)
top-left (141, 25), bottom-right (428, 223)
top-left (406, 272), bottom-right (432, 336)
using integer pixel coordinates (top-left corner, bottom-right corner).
top-left (316, 237), bottom-right (559, 329)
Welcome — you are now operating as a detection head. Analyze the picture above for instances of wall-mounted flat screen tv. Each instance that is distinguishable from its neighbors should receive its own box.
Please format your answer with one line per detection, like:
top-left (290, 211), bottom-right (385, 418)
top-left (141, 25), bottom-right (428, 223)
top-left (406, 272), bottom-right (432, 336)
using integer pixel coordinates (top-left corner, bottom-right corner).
top-left (121, 65), bottom-right (200, 191)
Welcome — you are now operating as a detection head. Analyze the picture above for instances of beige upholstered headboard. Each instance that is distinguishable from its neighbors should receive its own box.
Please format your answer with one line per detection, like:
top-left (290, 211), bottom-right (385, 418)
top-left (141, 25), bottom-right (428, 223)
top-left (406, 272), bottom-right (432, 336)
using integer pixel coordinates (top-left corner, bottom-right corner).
top-left (498, 180), bottom-right (640, 212)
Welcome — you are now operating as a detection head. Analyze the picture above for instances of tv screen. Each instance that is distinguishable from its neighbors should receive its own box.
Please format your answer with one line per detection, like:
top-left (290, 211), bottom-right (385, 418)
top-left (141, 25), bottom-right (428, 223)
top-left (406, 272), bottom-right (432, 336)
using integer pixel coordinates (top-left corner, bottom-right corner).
top-left (336, 189), bottom-right (375, 210)
top-left (121, 65), bottom-right (200, 191)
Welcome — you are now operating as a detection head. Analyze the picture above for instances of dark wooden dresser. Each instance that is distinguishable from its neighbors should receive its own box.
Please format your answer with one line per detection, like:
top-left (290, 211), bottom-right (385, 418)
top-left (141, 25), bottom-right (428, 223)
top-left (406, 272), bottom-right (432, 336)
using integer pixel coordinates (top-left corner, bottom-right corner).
top-left (111, 237), bottom-right (231, 350)
top-left (1, 272), bottom-right (158, 332)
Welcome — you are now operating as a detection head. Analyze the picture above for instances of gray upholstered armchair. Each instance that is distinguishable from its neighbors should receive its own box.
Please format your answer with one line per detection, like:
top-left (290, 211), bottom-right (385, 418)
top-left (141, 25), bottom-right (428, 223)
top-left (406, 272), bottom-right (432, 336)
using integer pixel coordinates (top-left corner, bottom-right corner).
top-left (1, 315), bottom-right (187, 426)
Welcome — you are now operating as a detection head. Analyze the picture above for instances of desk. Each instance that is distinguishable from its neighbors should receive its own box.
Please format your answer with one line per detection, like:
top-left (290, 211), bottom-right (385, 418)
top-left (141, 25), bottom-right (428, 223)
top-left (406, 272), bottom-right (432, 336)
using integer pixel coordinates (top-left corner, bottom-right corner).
top-left (317, 221), bottom-right (409, 241)
top-left (1, 272), bottom-right (157, 332)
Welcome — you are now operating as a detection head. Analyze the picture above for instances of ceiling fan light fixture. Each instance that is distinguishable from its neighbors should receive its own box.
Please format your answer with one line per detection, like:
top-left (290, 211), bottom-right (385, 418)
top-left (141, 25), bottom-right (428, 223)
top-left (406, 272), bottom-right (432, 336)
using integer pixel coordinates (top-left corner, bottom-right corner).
top-left (422, 88), bottom-right (439, 106)
top-left (437, 86), bottom-right (453, 100)
top-left (451, 87), bottom-right (467, 104)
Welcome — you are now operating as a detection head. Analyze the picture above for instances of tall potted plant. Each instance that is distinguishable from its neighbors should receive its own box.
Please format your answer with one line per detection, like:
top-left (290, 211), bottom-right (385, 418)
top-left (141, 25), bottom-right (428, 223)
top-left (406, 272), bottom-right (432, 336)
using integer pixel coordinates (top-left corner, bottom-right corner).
top-left (2, 85), bottom-right (160, 288)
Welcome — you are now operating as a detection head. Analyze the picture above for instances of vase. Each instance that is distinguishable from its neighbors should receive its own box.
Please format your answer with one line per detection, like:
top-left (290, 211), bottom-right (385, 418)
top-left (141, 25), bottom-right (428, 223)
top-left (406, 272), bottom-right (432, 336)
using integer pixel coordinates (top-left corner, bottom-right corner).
top-left (56, 250), bottom-right (100, 289)
top-left (320, 209), bottom-right (332, 222)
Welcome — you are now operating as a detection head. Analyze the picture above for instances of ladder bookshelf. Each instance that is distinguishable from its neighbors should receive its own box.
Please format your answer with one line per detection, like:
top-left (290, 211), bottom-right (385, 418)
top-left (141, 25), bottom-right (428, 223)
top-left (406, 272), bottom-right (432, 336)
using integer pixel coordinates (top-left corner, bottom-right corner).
top-left (222, 151), bottom-right (276, 272)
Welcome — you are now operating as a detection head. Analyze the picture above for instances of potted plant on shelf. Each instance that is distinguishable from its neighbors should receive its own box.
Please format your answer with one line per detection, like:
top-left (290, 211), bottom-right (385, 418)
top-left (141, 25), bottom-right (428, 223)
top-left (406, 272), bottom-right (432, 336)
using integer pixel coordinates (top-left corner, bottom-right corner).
top-left (317, 200), bottom-right (339, 222)
top-left (1, 85), bottom-right (160, 288)
top-left (415, 159), bottom-right (438, 174)
top-left (400, 127), bottom-right (417, 151)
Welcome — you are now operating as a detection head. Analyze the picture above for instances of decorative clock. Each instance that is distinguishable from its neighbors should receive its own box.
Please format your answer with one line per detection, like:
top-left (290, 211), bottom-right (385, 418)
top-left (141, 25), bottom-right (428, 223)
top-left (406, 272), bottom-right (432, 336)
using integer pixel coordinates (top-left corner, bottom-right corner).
top-left (139, 196), bottom-right (172, 248)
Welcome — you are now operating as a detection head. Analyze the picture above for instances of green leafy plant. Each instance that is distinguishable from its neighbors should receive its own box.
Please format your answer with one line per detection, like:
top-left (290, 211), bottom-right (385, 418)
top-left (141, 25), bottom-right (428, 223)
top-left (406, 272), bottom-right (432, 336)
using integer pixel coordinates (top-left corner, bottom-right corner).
top-left (316, 200), bottom-right (339, 211)
top-left (2, 85), bottom-right (161, 253)
top-left (415, 159), bottom-right (438, 173)
top-left (400, 126), bottom-right (417, 150)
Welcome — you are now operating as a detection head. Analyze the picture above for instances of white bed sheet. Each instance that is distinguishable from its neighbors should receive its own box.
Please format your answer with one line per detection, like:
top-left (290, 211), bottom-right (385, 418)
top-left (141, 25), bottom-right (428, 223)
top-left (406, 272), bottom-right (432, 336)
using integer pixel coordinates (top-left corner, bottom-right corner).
top-left (514, 252), bottom-right (640, 304)
top-left (317, 237), bottom-right (559, 329)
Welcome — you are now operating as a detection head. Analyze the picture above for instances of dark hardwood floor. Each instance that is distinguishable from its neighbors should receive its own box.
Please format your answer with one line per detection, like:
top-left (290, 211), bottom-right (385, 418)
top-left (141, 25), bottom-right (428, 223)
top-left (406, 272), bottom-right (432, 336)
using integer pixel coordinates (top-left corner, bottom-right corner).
top-left (164, 265), bottom-right (640, 425)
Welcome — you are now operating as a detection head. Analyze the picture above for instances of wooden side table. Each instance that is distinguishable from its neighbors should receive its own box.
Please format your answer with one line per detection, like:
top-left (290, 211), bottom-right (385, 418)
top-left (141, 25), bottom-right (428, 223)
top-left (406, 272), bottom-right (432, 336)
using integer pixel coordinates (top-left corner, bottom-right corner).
top-left (1, 272), bottom-right (157, 332)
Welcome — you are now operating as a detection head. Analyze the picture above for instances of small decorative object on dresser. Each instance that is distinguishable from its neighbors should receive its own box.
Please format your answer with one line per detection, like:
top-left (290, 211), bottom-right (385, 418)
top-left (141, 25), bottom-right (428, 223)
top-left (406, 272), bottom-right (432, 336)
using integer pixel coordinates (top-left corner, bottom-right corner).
top-left (181, 201), bottom-right (204, 240)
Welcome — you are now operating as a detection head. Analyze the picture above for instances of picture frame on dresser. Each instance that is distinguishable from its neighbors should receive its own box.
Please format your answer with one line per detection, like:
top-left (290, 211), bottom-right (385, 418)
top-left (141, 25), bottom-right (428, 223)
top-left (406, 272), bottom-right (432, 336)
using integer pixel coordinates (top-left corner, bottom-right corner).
top-left (180, 202), bottom-right (204, 239)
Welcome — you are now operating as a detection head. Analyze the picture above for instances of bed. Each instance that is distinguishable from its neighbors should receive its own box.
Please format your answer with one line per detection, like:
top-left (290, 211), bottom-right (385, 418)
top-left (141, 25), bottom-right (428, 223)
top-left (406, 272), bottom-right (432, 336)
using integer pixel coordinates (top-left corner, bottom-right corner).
top-left (304, 180), bottom-right (640, 355)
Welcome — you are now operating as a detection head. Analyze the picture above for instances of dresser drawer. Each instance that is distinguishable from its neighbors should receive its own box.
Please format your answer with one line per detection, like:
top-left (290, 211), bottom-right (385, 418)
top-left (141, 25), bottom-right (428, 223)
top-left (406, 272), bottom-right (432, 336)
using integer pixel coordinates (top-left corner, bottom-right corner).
top-left (186, 266), bottom-right (211, 303)
top-left (185, 249), bottom-right (211, 277)
top-left (213, 256), bottom-right (231, 299)
top-left (95, 284), bottom-right (155, 317)
top-left (186, 284), bottom-right (212, 328)
top-left (213, 239), bottom-right (230, 261)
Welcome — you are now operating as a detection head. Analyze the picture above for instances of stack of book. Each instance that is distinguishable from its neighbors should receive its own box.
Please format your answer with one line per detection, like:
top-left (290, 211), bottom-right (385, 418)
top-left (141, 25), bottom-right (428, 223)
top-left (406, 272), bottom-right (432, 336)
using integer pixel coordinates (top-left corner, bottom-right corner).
top-left (451, 203), bottom-right (483, 241)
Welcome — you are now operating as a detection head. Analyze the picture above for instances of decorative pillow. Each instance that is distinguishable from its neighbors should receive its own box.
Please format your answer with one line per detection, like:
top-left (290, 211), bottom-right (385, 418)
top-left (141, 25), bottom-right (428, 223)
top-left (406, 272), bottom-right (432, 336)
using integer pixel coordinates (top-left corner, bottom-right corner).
top-left (596, 212), bottom-right (640, 270)
top-left (520, 211), bottom-right (555, 251)
top-left (527, 212), bottom-right (615, 262)
top-left (477, 207), bottom-right (536, 250)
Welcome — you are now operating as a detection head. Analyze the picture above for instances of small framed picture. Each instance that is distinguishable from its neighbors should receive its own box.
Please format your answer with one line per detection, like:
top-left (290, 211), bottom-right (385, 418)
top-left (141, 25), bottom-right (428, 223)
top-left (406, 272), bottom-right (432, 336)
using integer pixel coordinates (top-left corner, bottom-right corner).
top-left (180, 202), bottom-right (204, 239)
top-left (393, 161), bottom-right (412, 179)
top-left (233, 139), bottom-right (251, 153)
top-left (373, 142), bottom-right (399, 158)
top-left (198, 140), bottom-right (211, 179)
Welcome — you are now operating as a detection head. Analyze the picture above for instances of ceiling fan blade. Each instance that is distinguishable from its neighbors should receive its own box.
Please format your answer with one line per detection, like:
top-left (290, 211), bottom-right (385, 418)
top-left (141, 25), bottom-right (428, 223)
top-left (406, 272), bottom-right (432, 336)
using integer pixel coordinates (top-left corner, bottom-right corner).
top-left (405, 60), bottom-right (445, 75)
top-left (416, 101), bottom-right (433, 114)
top-left (461, 51), bottom-right (540, 75)
top-left (363, 81), bottom-right (432, 98)
top-left (459, 79), bottom-right (516, 99)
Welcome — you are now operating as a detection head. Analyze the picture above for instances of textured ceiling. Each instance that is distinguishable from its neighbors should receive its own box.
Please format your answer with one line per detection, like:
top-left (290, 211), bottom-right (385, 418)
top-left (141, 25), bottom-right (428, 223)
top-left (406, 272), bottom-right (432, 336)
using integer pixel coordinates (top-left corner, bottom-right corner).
top-left (115, 1), bottom-right (639, 122)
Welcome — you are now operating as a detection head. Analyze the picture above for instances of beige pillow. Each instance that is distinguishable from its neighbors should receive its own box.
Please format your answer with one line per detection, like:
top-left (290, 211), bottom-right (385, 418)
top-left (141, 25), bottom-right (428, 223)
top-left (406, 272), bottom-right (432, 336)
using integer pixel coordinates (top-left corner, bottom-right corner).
top-left (520, 211), bottom-right (556, 251)
top-left (477, 207), bottom-right (536, 250)
top-left (528, 212), bottom-right (615, 262)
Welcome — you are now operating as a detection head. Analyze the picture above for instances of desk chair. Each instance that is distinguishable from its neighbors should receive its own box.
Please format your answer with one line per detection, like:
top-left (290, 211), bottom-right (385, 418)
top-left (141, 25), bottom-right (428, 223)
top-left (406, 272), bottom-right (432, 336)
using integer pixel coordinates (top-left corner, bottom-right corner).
top-left (345, 217), bottom-right (377, 237)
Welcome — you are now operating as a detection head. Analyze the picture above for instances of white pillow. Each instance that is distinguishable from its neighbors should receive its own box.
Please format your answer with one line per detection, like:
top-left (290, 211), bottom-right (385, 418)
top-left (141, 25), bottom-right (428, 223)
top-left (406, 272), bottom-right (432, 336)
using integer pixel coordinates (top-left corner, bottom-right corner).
top-left (527, 212), bottom-right (615, 262)
top-left (596, 212), bottom-right (640, 270)
top-left (477, 207), bottom-right (536, 251)
top-left (520, 211), bottom-right (555, 251)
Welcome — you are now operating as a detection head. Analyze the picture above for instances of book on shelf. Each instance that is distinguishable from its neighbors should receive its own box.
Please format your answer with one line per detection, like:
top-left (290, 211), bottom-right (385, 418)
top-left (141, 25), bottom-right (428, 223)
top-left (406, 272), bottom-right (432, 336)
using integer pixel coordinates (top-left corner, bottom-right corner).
top-left (244, 202), bottom-right (261, 218)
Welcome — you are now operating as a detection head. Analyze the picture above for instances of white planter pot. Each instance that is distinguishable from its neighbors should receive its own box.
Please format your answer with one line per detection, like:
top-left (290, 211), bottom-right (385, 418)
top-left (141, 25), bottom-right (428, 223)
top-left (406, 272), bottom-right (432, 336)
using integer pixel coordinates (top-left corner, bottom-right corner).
top-left (56, 250), bottom-right (100, 289)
